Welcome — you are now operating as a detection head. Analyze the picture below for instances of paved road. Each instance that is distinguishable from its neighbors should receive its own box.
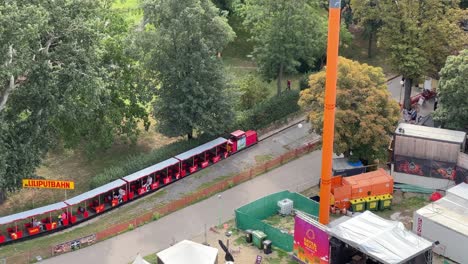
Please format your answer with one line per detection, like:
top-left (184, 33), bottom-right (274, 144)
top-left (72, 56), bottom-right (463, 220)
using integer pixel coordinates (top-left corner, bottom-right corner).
top-left (43, 151), bottom-right (323, 264)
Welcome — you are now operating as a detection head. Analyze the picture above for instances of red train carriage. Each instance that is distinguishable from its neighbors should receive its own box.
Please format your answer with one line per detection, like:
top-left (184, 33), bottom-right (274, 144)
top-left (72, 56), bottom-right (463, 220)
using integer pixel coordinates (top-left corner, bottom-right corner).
top-left (123, 158), bottom-right (180, 197)
top-left (63, 179), bottom-right (127, 222)
top-left (175, 137), bottom-right (229, 176)
top-left (0, 202), bottom-right (68, 243)
top-left (0, 129), bottom-right (258, 246)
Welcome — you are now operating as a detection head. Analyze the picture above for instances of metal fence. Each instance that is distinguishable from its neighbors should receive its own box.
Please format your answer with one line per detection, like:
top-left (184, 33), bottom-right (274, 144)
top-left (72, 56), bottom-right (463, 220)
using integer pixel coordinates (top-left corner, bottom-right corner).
top-left (3, 140), bottom-right (319, 263)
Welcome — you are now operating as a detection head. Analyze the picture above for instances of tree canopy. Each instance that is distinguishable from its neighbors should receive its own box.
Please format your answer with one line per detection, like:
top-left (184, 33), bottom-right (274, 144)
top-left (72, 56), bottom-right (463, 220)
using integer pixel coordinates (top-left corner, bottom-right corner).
top-left (433, 50), bottom-right (468, 130)
top-left (350, 0), bottom-right (382, 58)
top-left (299, 57), bottom-right (400, 163)
top-left (236, 0), bottom-right (327, 95)
top-left (0, 0), bottom-right (150, 197)
top-left (375, 0), bottom-right (467, 109)
top-left (141, 0), bottom-right (235, 139)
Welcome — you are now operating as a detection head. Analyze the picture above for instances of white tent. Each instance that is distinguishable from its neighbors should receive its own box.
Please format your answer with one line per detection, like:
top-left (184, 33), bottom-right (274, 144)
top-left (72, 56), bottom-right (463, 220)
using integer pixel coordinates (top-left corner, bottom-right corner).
top-left (157, 240), bottom-right (218, 264)
top-left (132, 254), bottom-right (150, 264)
top-left (329, 211), bottom-right (432, 264)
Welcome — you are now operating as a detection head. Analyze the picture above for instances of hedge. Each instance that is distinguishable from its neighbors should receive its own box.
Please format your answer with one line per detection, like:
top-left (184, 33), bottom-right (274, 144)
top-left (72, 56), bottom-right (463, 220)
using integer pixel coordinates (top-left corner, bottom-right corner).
top-left (90, 135), bottom-right (215, 188)
top-left (90, 90), bottom-right (301, 188)
top-left (235, 90), bottom-right (300, 131)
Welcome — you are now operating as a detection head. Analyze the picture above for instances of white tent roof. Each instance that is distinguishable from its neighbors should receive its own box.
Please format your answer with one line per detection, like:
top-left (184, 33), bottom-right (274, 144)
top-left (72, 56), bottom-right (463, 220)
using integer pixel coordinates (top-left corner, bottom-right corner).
top-left (157, 240), bottom-right (218, 264)
top-left (329, 211), bottom-right (432, 264)
top-left (132, 254), bottom-right (150, 264)
top-left (416, 183), bottom-right (468, 237)
top-left (123, 158), bottom-right (179, 183)
top-left (64, 179), bottom-right (126, 205)
top-left (175, 138), bottom-right (227, 161)
top-left (0, 202), bottom-right (68, 225)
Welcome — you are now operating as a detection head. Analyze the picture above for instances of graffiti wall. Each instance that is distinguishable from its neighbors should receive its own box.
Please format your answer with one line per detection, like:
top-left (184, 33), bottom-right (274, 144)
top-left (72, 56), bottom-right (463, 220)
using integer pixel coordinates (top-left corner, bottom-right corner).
top-left (53, 234), bottom-right (96, 255)
top-left (394, 155), bottom-right (457, 180)
top-left (293, 215), bottom-right (329, 264)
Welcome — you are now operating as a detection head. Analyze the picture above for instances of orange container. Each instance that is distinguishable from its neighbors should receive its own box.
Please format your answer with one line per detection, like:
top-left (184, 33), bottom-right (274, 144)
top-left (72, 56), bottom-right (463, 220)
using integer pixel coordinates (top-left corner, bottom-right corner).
top-left (342, 168), bottom-right (394, 200)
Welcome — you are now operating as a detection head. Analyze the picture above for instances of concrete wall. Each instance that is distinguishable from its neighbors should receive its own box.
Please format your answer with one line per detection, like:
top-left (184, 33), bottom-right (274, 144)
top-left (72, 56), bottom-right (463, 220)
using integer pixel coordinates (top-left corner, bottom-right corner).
top-left (394, 136), bottom-right (460, 163)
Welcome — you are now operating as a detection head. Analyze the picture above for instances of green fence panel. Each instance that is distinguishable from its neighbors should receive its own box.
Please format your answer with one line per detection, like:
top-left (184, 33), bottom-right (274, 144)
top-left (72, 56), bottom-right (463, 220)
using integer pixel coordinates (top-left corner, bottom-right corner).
top-left (237, 191), bottom-right (290, 220)
top-left (263, 224), bottom-right (294, 251)
top-left (235, 191), bottom-right (320, 252)
top-left (289, 192), bottom-right (320, 217)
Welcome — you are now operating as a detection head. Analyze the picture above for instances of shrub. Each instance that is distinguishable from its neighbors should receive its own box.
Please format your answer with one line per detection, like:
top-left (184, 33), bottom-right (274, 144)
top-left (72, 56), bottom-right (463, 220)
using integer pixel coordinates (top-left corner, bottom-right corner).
top-left (235, 90), bottom-right (300, 131)
top-left (90, 134), bottom-right (215, 188)
top-left (236, 74), bottom-right (270, 110)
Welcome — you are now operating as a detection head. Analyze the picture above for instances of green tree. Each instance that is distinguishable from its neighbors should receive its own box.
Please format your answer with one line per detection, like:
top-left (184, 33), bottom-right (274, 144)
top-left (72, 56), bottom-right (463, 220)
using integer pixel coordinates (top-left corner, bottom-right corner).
top-left (377, 0), bottom-right (466, 110)
top-left (141, 0), bottom-right (235, 139)
top-left (0, 1), bottom-right (148, 197)
top-left (433, 50), bottom-right (468, 130)
top-left (350, 0), bottom-right (382, 58)
top-left (237, 0), bottom-right (327, 96)
top-left (236, 74), bottom-right (270, 110)
top-left (299, 57), bottom-right (400, 163)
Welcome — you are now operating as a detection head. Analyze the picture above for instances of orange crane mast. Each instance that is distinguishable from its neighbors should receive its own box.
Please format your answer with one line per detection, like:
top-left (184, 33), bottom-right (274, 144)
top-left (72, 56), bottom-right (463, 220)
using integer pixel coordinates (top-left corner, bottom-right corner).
top-left (318, 0), bottom-right (342, 225)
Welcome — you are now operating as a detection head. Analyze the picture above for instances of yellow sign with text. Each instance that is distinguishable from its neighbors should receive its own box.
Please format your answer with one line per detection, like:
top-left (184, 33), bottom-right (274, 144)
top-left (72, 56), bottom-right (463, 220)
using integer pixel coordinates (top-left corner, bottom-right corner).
top-left (22, 179), bottom-right (75, 190)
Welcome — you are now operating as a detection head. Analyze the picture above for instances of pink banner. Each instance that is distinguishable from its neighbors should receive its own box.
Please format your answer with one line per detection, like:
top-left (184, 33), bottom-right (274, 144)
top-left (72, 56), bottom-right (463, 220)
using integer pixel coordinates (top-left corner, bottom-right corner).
top-left (293, 216), bottom-right (329, 264)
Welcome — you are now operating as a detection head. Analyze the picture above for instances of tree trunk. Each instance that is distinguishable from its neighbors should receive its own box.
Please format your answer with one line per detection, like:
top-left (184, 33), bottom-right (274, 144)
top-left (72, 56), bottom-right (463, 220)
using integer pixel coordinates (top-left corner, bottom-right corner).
top-left (367, 32), bottom-right (373, 58)
top-left (277, 63), bottom-right (284, 96)
top-left (187, 130), bottom-right (193, 140)
top-left (403, 77), bottom-right (413, 110)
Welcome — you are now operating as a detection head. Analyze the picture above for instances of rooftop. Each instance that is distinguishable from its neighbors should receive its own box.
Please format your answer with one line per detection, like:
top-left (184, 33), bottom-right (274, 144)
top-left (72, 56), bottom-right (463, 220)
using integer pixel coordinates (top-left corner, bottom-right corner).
top-left (395, 123), bottom-right (466, 144)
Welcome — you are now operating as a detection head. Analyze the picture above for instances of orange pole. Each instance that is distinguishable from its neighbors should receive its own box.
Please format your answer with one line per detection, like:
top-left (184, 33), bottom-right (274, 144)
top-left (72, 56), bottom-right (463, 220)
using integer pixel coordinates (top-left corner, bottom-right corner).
top-left (318, 0), bottom-right (341, 225)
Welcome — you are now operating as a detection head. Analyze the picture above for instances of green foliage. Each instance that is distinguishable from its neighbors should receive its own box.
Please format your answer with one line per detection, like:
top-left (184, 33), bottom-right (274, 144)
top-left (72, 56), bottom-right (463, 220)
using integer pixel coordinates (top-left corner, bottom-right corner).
top-left (152, 212), bottom-right (161, 221)
top-left (299, 57), bottom-right (400, 163)
top-left (236, 90), bottom-right (300, 131)
top-left (433, 50), bottom-right (468, 130)
top-left (350, 0), bottom-right (383, 58)
top-left (90, 135), bottom-right (214, 188)
top-left (236, 74), bottom-right (270, 110)
top-left (375, 0), bottom-right (466, 109)
top-left (236, 0), bottom-right (327, 95)
top-left (141, 0), bottom-right (235, 139)
top-left (0, 1), bottom-right (150, 194)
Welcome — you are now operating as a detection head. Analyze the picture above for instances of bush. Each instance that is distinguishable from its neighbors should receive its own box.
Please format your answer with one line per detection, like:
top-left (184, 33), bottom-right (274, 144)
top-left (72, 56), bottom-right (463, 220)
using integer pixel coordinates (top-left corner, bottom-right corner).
top-left (90, 134), bottom-right (215, 188)
top-left (235, 90), bottom-right (300, 131)
top-left (236, 74), bottom-right (270, 110)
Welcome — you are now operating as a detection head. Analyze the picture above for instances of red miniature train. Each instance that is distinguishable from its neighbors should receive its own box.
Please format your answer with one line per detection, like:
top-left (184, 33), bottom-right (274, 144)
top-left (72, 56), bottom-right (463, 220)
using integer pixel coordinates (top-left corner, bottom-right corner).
top-left (0, 130), bottom-right (257, 245)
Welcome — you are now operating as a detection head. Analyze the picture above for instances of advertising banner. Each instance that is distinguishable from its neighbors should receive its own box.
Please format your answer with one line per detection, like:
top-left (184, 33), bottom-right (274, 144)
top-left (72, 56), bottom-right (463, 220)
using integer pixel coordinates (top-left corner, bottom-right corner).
top-left (293, 214), bottom-right (329, 264)
top-left (22, 179), bottom-right (75, 190)
top-left (394, 155), bottom-right (457, 179)
top-left (53, 234), bottom-right (96, 255)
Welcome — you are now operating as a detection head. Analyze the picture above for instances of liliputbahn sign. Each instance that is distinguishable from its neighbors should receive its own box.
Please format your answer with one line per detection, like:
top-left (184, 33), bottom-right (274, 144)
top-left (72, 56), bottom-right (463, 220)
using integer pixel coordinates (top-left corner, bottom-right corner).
top-left (22, 179), bottom-right (75, 190)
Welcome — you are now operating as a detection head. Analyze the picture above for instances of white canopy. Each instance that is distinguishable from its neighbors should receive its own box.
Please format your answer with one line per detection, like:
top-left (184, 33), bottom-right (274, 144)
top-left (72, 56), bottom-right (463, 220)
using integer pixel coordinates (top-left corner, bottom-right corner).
top-left (123, 158), bottom-right (179, 183)
top-left (157, 240), bottom-right (218, 264)
top-left (132, 254), bottom-right (150, 264)
top-left (0, 202), bottom-right (68, 225)
top-left (64, 179), bottom-right (126, 205)
top-left (329, 211), bottom-right (432, 264)
top-left (175, 138), bottom-right (227, 161)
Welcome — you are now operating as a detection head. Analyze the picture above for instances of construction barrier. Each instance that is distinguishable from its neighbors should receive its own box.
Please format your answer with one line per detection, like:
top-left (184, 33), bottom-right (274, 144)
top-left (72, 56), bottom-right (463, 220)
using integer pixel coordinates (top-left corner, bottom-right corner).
top-left (235, 191), bottom-right (319, 252)
top-left (2, 140), bottom-right (319, 263)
